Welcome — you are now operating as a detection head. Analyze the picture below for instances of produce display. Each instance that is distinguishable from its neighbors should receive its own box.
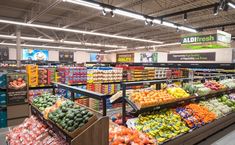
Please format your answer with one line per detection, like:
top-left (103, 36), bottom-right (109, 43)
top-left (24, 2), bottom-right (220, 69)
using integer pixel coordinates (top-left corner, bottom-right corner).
top-left (184, 83), bottom-right (211, 96)
top-left (32, 93), bottom-right (58, 111)
top-left (6, 116), bottom-right (68, 145)
top-left (204, 80), bottom-right (226, 91)
top-left (167, 87), bottom-right (190, 98)
top-left (109, 126), bottom-right (157, 145)
top-left (176, 104), bottom-right (217, 128)
top-left (129, 90), bottom-right (176, 108)
top-left (218, 94), bottom-right (235, 111)
top-left (28, 89), bottom-right (53, 103)
top-left (48, 100), bottom-right (94, 132)
top-left (8, 77), bottom-right (26, 89)
top-left (219, 79), bottom-right (235, 89)
top-left (133, 109), bottom-right (190, 143)
top-left (199, 99), bottom-right (232, 118)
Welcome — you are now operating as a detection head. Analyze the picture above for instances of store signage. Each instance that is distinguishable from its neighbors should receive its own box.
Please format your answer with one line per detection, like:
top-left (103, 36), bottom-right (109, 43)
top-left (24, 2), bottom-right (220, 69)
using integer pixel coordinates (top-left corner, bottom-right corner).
top-left (168, 52), bottom-right (216, 61)
top-left (181, 30), bottom-right (231, 49)
top-left (90, 53), bottom-right (105, 62)
top-left (59, 51), bottom-right (74, 62)
top-left (116, 53), bottom-right (134, 63)
top-left (23, 48), bottom-right (49, 61)
top-left (181, 35), bottom-right (216, 44)
top-left (6, 73), bottom-right (28, 104)
top-left (0, 47), bottom-right (9, 61)
top-left (140, 52), bottom-right (158, 63)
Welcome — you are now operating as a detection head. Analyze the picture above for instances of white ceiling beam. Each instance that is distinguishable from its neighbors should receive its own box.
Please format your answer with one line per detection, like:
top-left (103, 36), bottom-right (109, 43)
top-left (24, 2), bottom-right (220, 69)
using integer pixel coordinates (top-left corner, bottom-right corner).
top-left (31, 27), bottom-right (55, 40)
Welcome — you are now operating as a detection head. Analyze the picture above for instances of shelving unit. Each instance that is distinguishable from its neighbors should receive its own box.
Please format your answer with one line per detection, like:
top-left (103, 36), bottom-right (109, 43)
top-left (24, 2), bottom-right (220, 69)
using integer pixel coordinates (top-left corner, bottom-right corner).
top-left (120, 74), bottom-right (235, 124)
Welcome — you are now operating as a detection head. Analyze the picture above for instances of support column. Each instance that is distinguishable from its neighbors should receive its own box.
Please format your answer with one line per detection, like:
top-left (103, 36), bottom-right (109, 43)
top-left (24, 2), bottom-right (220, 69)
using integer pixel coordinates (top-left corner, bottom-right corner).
top-left (16, 27), bottom-right (21, 67)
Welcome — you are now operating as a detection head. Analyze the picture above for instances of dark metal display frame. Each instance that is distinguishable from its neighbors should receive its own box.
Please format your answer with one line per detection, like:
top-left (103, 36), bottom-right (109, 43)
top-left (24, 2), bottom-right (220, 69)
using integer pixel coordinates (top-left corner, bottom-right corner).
top-left (52, 82), bottom-right (110, 116)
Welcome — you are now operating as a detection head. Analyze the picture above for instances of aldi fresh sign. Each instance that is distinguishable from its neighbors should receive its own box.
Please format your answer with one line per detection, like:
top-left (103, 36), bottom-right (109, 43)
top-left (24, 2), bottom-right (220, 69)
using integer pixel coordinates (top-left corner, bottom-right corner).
top-left (181, 30), bottom-right (231, 49)
top-left (181, 34), bottom-right (217, 44)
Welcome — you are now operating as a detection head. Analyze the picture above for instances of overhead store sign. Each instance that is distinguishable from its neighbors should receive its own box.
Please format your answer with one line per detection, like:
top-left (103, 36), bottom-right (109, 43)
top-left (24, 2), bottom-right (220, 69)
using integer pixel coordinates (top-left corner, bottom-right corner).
top-left (168, 52), bottom-right (216, 61)
top-left (117, 53), bottom-right (134, 63)
top-left (0, 47), bottom-right (9, 61)
top-left (59, 51), bottom-right (74, 62)
top-left (181, 30), bottom-right (231, 49)
top-left (90, 53), bottom-right (105, 62)
top-left (140, 52), bottom-right (158, 63)
top-left (181, 34), bottom-right (217, 44)
top-left (23, 48), bottom-right (49, 61)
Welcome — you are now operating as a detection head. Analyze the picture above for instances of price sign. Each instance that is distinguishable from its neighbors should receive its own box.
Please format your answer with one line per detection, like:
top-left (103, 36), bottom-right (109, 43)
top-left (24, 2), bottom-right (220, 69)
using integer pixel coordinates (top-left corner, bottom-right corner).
top-left (191, 98), bottom-right (196, 102)
top-left (178, 101), bottom-right (185, 105)
top-left (153, 106), bottom-right (160, 110)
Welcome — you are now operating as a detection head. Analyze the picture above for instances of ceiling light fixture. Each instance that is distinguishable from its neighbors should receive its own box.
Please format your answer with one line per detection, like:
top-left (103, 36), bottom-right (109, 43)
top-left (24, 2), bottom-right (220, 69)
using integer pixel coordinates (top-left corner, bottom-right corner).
top-left (102, 9), bottom-right (107, 16)
top-left (104, 48), bottom-right (127, 53)
top-left (113, 9), bottom-right (145, 20)
top-left (228, 2), bottom-right (235, 8)
top-left (0, 19), bottom-right (163, 44)
top-left (62, 0), bottom-right (197, 33)
top-left (213, 4), bottom-right (219, 15)
top-left (161, 21), bottom-right (177, 28)
top-left (222, 26), bottom-right (225, 31)
top-left (0, 42), bottom-right (101, 52)
top-left (110, 11), bottom-right (115, 17)
top-left (176, 27), bottom-right (180, 32)
top-left (62, 0), bottom-right (102, 10)
top-left (0, 34), bottom-right (127, 49)
top-left (184, 13), bottom-right (187, 21)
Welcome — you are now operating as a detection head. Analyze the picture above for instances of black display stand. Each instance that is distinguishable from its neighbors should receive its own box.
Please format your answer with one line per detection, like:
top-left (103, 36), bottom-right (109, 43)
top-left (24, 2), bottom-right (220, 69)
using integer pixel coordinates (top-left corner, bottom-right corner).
top-left (52, 82), bottom-right (109, 116)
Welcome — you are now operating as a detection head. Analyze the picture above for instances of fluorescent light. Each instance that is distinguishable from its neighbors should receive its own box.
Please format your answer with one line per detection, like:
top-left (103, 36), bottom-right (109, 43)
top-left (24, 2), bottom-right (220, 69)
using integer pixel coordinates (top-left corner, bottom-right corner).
top-left (0, 34), bottom-right (127, 48)
top-left (228, 2), bottom-right (235, 9)
top-left (63, 0), bottom-right (197, 33)
top-left (0, 19), bottom-right (162, 44)
top-left (161, 22), bottom-right (177, 28)
top-left (153, 19), bottom-right (161, 24)
top-left (105, 48), bottom-right (127, 53)
top-left (136, 42), bottom-right (181, 49)
top-left (63, 0), bottom-right (102, 10)
top-left (178, 26), bottom-right (197, 33)
top-left (0, 42), bottom-right (100, 52)
top-left (113, 9), bottom-right (145, 20)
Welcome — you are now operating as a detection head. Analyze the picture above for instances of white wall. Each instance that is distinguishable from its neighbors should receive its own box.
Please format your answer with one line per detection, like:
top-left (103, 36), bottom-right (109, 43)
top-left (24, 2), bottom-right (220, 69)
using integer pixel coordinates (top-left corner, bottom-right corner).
top-left (103, 53), bottom-right (116, 62)
top-left (7, 48), bottom-right (91, 63)
top-left (168, 48), bottom-right (233, 63)
top-left (48, 50), bottom-right (59, 61)
top-left (74, 51), bottom-right (90, 63)
top-left (158, 52), bottom-right (168, 63)
top-left (9, 48), bottom-right (16, 60)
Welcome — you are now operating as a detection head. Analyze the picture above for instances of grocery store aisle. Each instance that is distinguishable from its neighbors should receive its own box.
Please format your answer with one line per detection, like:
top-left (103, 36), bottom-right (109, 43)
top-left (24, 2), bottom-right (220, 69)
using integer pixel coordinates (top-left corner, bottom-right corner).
top-left (197, 124), bottom-right (235, 145)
